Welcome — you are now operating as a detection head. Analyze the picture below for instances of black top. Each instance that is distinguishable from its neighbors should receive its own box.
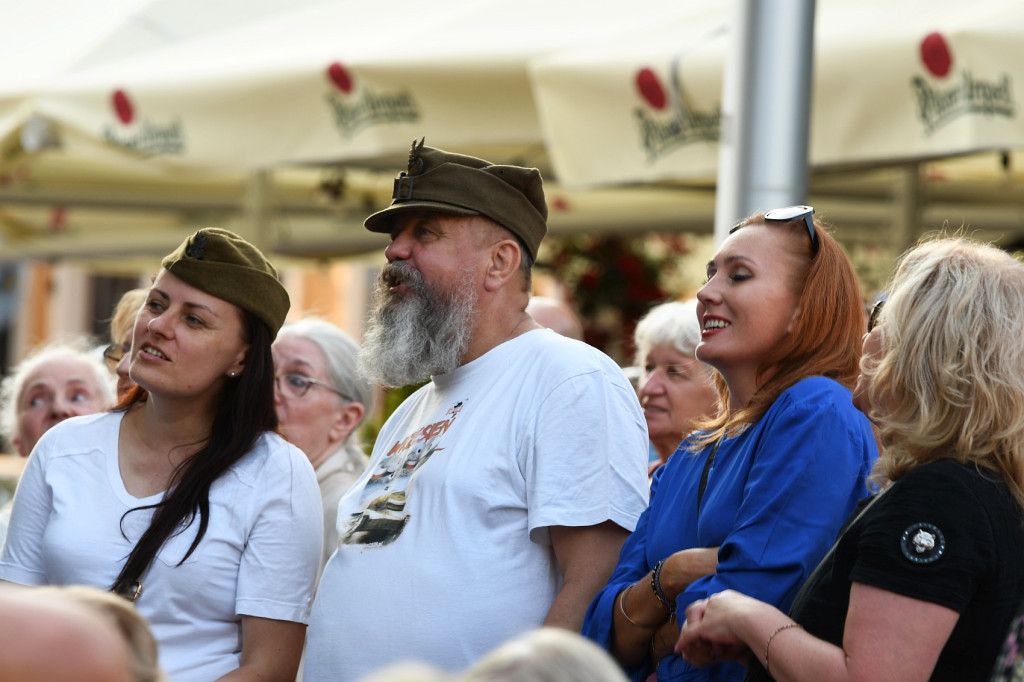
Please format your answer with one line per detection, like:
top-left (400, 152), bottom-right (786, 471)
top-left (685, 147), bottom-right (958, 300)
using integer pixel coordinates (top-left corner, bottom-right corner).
top-left (747, 459), bottom-right (1024, 682)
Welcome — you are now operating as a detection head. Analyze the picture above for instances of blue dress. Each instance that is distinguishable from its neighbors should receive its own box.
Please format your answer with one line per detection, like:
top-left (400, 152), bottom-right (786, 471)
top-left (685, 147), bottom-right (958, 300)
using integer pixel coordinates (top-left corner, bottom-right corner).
top-left (582, 377), bottom-right (879, 681)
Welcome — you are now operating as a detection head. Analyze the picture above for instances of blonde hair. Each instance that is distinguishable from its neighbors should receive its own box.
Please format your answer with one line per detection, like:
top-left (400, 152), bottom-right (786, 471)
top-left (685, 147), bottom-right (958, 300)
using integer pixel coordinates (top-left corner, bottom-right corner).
top-left (460, 628), bottom-right (629, 682)
top-left (865, 237), bottom-right (1024, 507)
top-left (109, 288), bottom-right (147, 346)
top-left (37, 585), bottom-right (168, 682)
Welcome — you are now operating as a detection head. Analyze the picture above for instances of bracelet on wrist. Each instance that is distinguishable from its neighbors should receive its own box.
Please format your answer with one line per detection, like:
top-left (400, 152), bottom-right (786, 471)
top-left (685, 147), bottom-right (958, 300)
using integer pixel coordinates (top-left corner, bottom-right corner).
top-left (617, 584), bottom-right (658, 629)
top-left (764, 622), bottom-right (802, 676)
top-left (650, 560), bottom-right (673, 612)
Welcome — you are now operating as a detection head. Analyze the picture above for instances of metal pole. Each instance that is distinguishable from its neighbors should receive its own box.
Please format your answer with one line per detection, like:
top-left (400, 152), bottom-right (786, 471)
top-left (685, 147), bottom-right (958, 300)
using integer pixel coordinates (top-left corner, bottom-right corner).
top-left (714, 0), bottom-right (817, 244)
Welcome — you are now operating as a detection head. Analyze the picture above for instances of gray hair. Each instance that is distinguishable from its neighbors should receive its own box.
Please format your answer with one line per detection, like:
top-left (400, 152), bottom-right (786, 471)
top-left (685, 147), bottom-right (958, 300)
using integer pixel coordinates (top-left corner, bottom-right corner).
top-left (633, 299), bottom-right (705, 368)
top-left (276, 317), bottom-right (372, 429)
top-left (0, 337), bottom-right (117, 451)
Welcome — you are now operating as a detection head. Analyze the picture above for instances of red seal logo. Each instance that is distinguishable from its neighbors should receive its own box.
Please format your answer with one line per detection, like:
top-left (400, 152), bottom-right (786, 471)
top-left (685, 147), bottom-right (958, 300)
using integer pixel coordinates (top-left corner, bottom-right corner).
top-left (111, 89), bottom-right (134, 125)
top-left (327, 62), bottom-right (354, 93)
top-left (920, 33), bottom-right (952, 78)
top-left (636, 68), bottom-right (667, 110)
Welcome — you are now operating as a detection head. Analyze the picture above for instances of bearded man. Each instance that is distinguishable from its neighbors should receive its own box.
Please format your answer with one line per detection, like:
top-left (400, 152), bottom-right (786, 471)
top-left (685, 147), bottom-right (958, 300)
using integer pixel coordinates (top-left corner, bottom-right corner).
top-left (303, 140), bottom-right (649, 682)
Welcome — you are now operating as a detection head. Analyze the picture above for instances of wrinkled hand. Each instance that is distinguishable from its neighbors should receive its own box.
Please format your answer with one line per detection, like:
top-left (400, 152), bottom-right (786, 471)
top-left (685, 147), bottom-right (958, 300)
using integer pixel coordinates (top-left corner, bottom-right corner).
top-left (676, 591), bottom-right (752, 667)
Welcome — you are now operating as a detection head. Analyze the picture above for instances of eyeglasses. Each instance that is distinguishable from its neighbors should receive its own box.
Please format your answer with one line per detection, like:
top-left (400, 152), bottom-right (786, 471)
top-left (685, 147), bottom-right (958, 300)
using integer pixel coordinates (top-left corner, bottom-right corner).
top-left (763, 205), bottom-right (819, 256)
top-left (103, 343), bottom-right (129, 370)
top-left (274, 372), bottom-right (351, 401)
top-left (868, 299), bottom-right (885, 333)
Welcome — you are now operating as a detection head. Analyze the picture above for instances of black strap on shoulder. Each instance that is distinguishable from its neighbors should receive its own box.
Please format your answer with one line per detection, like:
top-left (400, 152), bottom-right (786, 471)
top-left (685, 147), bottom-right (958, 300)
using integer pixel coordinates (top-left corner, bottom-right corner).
top-left (697, 435), bottom-right (725, 515)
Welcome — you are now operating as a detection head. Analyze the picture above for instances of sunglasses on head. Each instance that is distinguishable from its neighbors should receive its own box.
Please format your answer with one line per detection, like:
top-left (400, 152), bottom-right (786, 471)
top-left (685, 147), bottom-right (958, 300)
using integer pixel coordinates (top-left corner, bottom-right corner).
top-left (868, 299), bottom-right (885, 333)
top-left (734, 205), bottom-right (819, 256)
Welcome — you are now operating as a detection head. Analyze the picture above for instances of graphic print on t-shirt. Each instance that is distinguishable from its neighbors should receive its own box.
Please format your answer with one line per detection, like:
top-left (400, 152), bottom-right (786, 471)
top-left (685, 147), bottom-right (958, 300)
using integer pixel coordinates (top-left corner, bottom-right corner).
top-left (339, 401), bottom-right (463, 546)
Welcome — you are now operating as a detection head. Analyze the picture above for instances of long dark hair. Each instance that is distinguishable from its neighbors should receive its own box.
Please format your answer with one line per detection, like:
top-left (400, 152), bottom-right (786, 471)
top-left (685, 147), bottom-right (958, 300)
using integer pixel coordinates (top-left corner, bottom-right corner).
top-left (111, 311), bottom-right (277, 595)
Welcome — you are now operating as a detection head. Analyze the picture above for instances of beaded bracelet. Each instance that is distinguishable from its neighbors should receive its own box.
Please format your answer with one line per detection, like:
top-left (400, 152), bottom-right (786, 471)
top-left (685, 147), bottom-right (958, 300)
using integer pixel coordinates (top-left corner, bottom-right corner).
top-left (764, 622), bottom-right (802, 676)
top-left (650, 560), bottom-right (673, 612)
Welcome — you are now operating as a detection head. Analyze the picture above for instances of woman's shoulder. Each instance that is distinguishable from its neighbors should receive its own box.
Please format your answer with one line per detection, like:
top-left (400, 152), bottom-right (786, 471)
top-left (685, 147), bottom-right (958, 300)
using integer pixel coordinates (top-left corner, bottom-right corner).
top-left (228, 431), bottom-right (316, 489)
top-left (504, 329), bottom-right (629, 381)
top-left (768, 376), bottom-right (863, 422)
top-left (781, 375), bottom-right (852, 401)
top-left (882, 460), bottom-right (1023, 533)
top-left (898, 458), bottom-right (1008, 495)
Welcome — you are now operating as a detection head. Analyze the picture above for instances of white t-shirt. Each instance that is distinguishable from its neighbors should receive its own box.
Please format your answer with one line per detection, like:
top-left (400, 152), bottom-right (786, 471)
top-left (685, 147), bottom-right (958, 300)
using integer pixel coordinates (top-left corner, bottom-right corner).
top-left (303, 329), bottom-right (650, 681)
top-left (0, 411), bottom-right (323, 682)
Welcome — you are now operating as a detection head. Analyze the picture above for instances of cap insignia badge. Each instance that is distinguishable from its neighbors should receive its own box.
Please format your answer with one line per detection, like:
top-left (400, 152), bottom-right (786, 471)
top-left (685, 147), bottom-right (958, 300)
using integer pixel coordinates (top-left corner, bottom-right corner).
top-left (186, 231), bottom-right (209, 259)
top-left (407, 137), bottom-right (426, 175)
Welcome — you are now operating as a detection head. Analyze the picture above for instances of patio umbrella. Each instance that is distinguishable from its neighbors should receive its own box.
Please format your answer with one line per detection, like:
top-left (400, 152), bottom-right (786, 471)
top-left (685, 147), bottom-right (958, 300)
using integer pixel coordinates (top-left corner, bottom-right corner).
top-left (25, 0), bottom-right (681, 171)
top-left (529, 0), bottom-right (1024, 187)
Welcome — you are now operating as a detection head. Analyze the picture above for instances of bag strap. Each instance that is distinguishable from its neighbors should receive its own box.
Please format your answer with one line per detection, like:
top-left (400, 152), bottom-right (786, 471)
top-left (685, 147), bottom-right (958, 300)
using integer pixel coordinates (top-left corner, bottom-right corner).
top-left (697, 435), bottom-right (725, 515)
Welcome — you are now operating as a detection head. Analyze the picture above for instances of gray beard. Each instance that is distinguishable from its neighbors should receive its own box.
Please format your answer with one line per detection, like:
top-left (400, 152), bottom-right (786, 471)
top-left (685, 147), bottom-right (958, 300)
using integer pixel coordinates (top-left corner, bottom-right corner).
top-left (358, 263), bottom-right (478, 388)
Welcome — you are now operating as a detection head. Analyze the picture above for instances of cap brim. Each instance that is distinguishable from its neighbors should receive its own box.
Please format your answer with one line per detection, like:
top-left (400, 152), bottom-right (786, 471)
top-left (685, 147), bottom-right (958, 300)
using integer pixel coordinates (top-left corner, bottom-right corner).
top-left (364, 201), bottom-right (481, 233)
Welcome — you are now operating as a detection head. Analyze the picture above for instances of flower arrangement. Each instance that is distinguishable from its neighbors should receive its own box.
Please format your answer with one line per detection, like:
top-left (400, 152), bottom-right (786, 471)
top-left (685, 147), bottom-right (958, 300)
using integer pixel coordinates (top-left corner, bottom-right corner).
top-left (537, 233), bottom-right (704, 361)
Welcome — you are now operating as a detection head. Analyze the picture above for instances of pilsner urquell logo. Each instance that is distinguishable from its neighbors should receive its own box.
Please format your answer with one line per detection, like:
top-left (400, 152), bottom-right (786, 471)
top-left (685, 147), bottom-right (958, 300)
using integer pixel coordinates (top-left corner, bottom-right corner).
top-left (102, 89), bottom-right (186, 156)
top-left (633, 65), bottom-right (720, 162)
top-left (323, 62), bottom-right (421, 138)
top-left (912, 32), bottom-right (1015, 135)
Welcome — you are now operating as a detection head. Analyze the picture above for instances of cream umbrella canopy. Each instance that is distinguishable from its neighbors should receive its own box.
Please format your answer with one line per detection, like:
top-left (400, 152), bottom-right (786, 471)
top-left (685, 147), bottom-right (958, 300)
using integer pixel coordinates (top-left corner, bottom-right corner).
top-left (27, 0), bottom-right (686, 171)
top-left (530, 0), bottom-right (1024, 186)
top-left (1, 0), bottom-right (729, 262)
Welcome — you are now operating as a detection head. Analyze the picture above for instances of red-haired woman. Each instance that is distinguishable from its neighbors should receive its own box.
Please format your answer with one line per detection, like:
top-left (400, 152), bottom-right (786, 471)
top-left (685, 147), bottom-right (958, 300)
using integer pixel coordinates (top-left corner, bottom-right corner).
top-left (582, 207), bottom-right (879, 682)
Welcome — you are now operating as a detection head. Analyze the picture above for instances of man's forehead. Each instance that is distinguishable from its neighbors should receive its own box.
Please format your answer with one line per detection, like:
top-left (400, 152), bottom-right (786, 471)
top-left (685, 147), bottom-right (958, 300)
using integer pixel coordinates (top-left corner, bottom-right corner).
top-left (391, 210), bottom-right (481, 235)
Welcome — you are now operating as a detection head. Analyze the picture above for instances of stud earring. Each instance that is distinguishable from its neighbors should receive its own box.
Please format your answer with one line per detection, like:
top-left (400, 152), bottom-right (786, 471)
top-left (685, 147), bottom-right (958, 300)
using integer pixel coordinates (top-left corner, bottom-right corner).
top-left (229, 371), bottom-right (236, 377)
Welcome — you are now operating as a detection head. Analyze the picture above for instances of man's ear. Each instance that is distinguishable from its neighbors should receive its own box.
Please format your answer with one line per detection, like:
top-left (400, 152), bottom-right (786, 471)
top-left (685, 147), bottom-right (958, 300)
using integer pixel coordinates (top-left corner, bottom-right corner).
top-left (483, 240), bottom-right (522, 293)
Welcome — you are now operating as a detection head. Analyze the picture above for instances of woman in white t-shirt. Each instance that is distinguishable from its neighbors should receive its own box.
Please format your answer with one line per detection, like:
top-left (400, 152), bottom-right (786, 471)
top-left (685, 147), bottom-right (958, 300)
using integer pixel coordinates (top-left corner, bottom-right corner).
top-left (0, 228), bottom-right (322, 682)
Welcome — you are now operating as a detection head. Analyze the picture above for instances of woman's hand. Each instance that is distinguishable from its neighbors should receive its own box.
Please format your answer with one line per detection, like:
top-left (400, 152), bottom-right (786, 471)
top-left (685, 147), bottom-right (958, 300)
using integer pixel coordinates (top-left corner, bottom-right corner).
top-left (676, 590), bottom-right (755, 667)
top-left (649, 612), bottom-right (679, 666)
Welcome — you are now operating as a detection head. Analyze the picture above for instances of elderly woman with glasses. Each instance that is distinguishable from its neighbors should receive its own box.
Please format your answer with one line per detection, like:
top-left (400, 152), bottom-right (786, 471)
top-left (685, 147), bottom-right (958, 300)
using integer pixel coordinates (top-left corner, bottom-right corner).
top-left (272, 317), bottom-right (373, 573)
top-left (678, 236), bottom-right (1024, 682)
top-left (582, 207), bottom-right (879, 682)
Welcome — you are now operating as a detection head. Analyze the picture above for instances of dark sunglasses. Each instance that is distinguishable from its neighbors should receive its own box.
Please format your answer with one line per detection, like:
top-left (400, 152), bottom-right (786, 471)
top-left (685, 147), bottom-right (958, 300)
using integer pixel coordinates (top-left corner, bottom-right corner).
top-left (868, 299), bottom-right (885, 333)
top-left (758, 205), bottom-right (819, 256)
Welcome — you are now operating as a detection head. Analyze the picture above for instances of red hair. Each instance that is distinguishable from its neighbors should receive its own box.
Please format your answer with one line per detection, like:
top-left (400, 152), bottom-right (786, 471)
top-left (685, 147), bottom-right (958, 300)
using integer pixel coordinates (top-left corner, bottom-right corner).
top-left (693, 212), bottom-right (864, 442)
